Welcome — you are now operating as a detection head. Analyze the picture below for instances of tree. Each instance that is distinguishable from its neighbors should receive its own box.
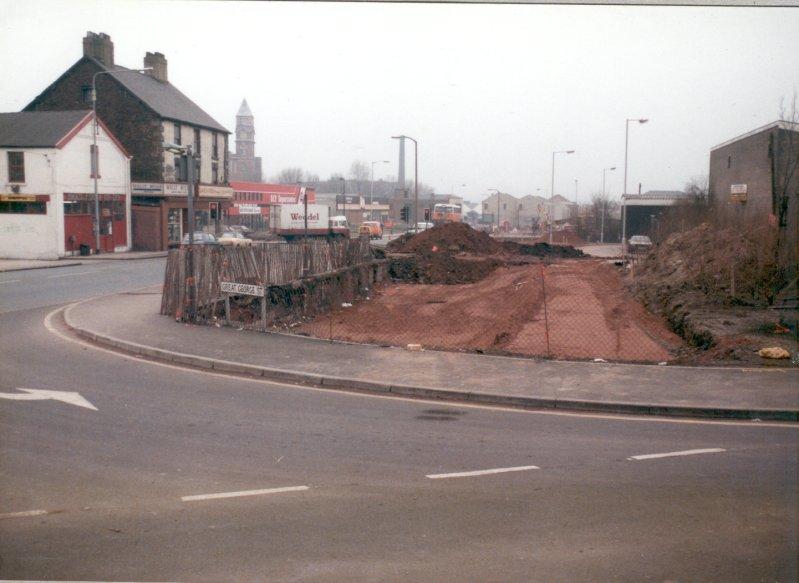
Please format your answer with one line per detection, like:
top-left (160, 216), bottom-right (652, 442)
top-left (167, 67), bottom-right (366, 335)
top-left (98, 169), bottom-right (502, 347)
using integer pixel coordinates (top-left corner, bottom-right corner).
top-left (684, 175), bottom-right (708, 199)
top-left (773, 94), bottom-right (799, 279)
top-left (273, 167), bottom-right (306, 184)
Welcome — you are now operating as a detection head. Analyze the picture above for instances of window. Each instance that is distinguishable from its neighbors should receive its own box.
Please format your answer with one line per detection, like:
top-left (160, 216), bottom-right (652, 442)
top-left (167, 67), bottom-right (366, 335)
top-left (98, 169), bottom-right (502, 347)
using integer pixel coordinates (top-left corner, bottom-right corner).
top-left (212, 161), bottom-right (219, 184)
top-left (727, 155), bottom-right (731, 169)
top-left (484, 203), bottom-right (488, 210)
top-left (212, 133), bottom-right (219, 159)
top-left (90, 145), bottom-right (99, 178)
top-left (194, 128), bottom-right (201, 154)
top-left (81, 85), bottom-right (93, 104)
top-left (174, 123), bottom-right (181, 145)
top-left (503, 203), bottom-right (507, 210)
top-left (0, 200), bottom-right (45, 214)
top-left (7, 151), bottom-right (24, 182)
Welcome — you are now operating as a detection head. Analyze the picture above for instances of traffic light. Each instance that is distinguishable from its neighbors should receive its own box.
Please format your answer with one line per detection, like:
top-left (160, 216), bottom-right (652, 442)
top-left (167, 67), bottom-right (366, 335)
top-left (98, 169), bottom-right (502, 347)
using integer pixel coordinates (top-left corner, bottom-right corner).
top-left (400, 206), bottom-right (409, 222)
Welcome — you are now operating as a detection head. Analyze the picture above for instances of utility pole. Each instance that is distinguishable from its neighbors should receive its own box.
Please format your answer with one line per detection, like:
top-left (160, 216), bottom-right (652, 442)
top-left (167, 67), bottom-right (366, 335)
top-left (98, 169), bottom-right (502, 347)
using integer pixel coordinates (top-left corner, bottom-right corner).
top-left (550, 149), bottom-right (575, 244)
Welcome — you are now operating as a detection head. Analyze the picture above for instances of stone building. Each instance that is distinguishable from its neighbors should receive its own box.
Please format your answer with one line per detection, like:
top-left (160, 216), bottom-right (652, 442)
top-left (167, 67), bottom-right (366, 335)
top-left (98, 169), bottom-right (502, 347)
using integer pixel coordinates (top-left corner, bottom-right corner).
top-left (23, 31), bottom-right (232, 251)
top-left (229, 99), bottom-right (262, 183)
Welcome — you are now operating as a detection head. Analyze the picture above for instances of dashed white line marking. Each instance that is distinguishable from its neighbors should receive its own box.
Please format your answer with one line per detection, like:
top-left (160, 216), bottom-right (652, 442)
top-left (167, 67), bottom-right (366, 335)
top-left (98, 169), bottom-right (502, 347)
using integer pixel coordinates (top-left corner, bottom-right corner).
top-left (0, 279), bottom-right (21, 285)
top-left (426, 465), bottom-right (540, 479)
top-left (0, 509), bottom-right (49, 519)
top-left (47, 271), bottom-right (98, 279)
top-left (181, 485), bottom-right (309, 502)
top-left (627, 448), bottom-right (726, 461)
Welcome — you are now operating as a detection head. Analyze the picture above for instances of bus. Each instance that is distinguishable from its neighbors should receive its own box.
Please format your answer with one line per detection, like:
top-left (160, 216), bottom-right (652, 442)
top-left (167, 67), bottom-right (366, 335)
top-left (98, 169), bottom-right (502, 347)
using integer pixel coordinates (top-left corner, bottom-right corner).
top-left (431, 203), bottom-right (462, 225)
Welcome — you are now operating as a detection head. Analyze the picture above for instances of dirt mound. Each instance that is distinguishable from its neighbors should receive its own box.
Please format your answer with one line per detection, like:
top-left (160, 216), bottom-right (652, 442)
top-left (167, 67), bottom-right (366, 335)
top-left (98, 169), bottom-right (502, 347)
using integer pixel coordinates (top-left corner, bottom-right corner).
top-left (389, 251), bottom-right (501, 285)
top-left (502, 241), bottom-right (585, 259)
top-left (387, 223), bottom-right (503, 254)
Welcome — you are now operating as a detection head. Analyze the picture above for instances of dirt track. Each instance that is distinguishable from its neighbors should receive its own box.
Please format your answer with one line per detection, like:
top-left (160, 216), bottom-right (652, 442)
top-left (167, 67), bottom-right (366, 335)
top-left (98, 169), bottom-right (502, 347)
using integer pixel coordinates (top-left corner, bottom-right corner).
top-left (301, 259), bottom-right (683, 363)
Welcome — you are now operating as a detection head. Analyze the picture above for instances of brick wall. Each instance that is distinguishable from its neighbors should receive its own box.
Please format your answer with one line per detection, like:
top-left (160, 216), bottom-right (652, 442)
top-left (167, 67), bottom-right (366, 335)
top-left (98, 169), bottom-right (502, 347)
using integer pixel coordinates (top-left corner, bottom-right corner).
top-left (25, 58), bottom-right (164, 182)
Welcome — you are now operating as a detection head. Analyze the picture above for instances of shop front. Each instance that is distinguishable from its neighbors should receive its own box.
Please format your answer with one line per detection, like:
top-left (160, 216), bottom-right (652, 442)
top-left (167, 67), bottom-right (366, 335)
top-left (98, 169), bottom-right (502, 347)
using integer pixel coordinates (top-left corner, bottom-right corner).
top-left (131, 182), bottom-right (232, 251)
top-left (63, 193), bottom-right (127, 254)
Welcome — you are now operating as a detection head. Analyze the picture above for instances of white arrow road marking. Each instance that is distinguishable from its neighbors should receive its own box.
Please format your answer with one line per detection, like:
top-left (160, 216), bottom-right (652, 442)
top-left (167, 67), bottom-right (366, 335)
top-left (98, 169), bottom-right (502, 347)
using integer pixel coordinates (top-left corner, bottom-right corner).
top-left (426, 465), bottom-right (540, 479)
top-left (181, 485), bottom-right (309, 502)
top-left (627, 448), bottom-right (726, 461)
top-left (0, 388), bottom-right (98, 411)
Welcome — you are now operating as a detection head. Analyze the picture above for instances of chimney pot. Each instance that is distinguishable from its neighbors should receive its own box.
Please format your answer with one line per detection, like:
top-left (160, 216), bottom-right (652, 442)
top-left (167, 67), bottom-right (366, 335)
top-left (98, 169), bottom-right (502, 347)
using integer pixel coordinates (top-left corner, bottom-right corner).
top-left (144, 51), bottom-right (168, 83)
top-left (83, 31), bottom-right (114, 67)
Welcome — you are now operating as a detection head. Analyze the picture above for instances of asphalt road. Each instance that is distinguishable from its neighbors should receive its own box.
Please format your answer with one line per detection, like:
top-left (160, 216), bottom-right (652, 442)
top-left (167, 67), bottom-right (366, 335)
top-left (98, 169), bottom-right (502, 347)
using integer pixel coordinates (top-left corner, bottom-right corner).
top-left (0, 258), bottom-right (166, 314)
top-left (0, 261), bottom-right (797, 581)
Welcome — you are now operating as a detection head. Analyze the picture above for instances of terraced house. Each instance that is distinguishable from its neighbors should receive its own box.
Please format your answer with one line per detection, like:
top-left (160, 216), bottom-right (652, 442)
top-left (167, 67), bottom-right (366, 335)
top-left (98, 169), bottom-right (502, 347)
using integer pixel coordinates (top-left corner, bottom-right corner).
top-left (24, 32), bottom-right (232, 251)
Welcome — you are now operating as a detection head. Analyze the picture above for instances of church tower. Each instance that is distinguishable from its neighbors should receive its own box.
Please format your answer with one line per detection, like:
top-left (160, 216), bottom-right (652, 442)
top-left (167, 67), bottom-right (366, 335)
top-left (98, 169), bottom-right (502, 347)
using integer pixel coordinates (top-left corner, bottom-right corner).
top-left (230, 98), bottom-right (262, 182)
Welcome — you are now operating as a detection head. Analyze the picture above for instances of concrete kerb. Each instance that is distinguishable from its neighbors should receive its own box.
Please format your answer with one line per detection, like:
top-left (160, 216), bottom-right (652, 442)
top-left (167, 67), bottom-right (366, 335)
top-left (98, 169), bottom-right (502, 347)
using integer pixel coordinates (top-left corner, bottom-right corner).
top-left (0, 261), bottom-right (83, 273)
top-left (60, 300), bottom-right (799, 423)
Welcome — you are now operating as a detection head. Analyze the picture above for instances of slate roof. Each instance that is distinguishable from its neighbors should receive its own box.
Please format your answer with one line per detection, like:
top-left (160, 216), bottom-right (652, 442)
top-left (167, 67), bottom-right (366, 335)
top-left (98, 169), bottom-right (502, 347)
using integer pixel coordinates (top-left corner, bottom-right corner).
top-left (98, 59), bottom-right (228, 133)
top-left (0, 110), bottom-right (90, 148)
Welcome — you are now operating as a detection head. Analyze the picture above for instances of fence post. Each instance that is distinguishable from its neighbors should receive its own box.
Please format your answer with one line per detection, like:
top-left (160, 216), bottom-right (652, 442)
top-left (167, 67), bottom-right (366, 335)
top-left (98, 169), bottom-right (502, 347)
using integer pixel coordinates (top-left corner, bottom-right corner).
top-left (540, 263), bottom-right (551, 357)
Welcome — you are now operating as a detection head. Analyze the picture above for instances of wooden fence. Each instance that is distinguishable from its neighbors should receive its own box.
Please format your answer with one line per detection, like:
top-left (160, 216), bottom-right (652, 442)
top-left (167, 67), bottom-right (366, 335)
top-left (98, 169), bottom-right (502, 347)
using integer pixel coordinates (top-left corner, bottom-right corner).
top-left (161, 238), bottom-right (373, 320)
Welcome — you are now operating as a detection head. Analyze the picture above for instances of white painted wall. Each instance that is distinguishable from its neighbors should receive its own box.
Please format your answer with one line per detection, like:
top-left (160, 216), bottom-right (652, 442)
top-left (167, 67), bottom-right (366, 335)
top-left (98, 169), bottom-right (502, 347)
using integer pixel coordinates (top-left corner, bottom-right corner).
top-left (0, 119), bottom-right (131, 259)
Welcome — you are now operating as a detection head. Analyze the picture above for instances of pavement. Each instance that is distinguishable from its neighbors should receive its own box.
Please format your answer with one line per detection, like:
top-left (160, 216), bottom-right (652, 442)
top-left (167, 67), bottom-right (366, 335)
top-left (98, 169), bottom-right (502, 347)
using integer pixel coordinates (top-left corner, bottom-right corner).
top-left (0, 251), bottom-right (167, 272)
top-left (64, 289), bottom-right (799, 421)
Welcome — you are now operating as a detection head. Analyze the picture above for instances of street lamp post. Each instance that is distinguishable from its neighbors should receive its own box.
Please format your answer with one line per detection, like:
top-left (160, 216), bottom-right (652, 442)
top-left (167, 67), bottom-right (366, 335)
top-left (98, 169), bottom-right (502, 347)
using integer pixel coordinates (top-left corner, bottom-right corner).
top-left (370, 160), bottom-right (389, 220)
top-left (601, 166), bottom-right (616, 243)
top-left (622, 118), bottom-right (648, 254)
top-left (91, 67), bottom-right (152, 254)
top-left (550, 149), bottom-right (575, 243)
top-left (392, 135), bottom-right (418, 226)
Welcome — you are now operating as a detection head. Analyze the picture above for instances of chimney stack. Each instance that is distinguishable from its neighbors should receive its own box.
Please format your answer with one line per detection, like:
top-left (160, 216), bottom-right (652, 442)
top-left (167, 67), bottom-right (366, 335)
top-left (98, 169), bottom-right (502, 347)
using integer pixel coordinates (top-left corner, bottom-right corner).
top-left (144, 52), bottom-right (168, 83)
top-left (83, 31), bottom-right (114, 67)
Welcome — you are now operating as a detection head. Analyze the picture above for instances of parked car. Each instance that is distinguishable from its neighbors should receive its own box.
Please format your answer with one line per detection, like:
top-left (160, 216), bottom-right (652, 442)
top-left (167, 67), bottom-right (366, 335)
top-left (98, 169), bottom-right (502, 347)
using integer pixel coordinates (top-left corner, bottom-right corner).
top-left (217, 231), bottom-right (253, 246)
top-left (407, 221), bottom-right (434, 234)
top-left (180, 232), bottom-right (218, 245)
top-left (628, 235), bottom-right (653, 252)
top-left (359, 221), bottom-right (383, 239)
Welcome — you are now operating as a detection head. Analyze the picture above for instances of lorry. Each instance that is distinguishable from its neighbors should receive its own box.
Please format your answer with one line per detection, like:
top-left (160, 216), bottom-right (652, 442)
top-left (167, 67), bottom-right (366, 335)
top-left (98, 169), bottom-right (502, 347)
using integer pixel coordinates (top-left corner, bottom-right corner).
top-left (268, 204), bottom-right (350, 240)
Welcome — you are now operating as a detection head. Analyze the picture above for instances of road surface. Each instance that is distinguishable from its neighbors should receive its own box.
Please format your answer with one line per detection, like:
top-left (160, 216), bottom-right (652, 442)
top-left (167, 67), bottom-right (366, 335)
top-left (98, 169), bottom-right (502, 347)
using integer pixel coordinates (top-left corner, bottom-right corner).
top-left (0, 259), bottom-right (796, 581)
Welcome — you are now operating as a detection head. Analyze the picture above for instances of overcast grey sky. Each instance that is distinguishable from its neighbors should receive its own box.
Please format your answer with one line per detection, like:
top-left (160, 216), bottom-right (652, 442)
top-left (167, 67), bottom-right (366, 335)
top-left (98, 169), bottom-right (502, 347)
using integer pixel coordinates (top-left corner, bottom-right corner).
top-left (2, 1), bottom-right (797, 203)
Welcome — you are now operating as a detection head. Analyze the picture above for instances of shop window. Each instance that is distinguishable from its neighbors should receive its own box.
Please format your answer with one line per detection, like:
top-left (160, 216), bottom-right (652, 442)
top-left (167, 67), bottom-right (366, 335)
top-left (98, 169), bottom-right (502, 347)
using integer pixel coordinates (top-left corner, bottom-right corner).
top-left (7, 151), bottom-right (24, 183)
top-left (1, 201), bottom-right (45, 214)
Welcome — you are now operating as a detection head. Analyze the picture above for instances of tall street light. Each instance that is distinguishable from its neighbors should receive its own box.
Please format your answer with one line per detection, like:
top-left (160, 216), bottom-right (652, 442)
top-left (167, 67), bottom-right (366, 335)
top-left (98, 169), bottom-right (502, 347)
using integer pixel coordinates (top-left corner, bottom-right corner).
top-left (601, 166), bottom-right (616, 243)
top-left (91, 67), bottom-right (152, 254)
top-left (550, 149), bottom-right (575, 243)
top-left (370, 160), bottom-right (389, 219)
top-left (392, 135), bottom-right (418, 226)
top-left (487, 188), bottom-right (500, 232)
top-left (622, 118), bottom-right (648, 254)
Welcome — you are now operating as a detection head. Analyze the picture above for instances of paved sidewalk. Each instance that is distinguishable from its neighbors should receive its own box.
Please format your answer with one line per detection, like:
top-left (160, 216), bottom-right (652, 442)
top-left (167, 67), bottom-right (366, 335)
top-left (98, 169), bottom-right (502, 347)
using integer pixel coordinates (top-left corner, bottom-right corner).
top-left (0, 251), bottom-right (166, 272)
top-left (0, 259), bottom-right (83, 272)
top-left (64, 290), bottom-right (799, 420)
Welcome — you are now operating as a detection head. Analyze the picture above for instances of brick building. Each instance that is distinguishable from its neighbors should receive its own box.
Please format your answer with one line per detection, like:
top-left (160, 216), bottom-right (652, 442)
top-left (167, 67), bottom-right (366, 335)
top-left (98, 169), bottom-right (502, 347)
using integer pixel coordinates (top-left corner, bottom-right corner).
top-left (229, 99), bottom-right (262, 182)
top-left (709, 120), bottom-right (798, 276)
top-left (24, 32), bottom-right (233, 250)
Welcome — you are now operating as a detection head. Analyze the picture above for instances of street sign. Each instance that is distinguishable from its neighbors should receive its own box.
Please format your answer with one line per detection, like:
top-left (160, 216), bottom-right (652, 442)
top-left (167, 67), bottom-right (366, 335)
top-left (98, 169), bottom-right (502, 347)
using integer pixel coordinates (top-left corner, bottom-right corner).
top-left (237, 204), bottom-right (261, 215)
top-left (220, 281), bottom-right (265, 297)
top-left (730, 184), bottom-right (747, 203)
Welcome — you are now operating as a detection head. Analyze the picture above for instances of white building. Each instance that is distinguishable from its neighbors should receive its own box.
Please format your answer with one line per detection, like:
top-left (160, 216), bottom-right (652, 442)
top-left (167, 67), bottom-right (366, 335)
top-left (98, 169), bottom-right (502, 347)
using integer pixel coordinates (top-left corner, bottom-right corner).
top-left (0, 110), bottom-right (131, 259)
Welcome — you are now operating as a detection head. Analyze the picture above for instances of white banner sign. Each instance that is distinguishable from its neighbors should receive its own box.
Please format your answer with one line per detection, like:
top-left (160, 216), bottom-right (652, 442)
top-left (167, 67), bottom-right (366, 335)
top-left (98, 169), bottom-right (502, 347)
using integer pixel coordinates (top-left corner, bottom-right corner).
top-left (221, 281), bottom-right (265, 297)
top-left (237, 204), bottom-right (261, 215)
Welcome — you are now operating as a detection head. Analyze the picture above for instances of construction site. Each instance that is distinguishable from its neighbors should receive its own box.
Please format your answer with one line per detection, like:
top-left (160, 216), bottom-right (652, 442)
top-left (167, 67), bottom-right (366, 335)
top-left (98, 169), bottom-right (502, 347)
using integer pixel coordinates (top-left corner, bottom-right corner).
top-left (295, 223), bottom-right (684, 363)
